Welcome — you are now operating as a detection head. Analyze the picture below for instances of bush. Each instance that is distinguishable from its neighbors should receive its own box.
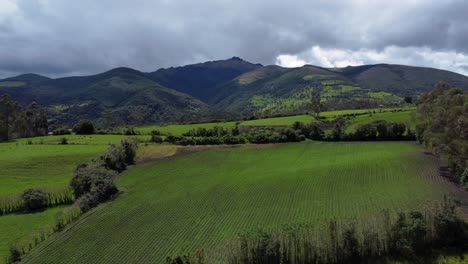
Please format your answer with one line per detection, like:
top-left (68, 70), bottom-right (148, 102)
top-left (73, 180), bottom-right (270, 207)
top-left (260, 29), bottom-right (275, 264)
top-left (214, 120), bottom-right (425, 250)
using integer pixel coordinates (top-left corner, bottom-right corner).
top-left (7, 245), bottom-right (21, 264)
top-left (22, 188), bottom-right (48, 212)
top-left (60, 137), bottom-right (68, 145)
top-left (70, 164), bottom-right (118, 198)
top-left (150, 135), bottom-right (163, 143)
top-left (73, 119), bottom-right (95, 134)
top-left (124, 127), bottom-right (137, 135)
top-left (151, 130), bottom-right (162, 136)
top-left (461, 168), bottom-right (468, 189)
top-left (53, 127), bottom-right (71, 135)
top-left (223, 135), bottom-right (246, 144)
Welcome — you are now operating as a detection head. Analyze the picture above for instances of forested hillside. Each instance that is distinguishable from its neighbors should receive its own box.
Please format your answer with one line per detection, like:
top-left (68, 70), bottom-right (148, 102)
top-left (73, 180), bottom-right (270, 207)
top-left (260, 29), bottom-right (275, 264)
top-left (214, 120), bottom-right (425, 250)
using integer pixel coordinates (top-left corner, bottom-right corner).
top-left (1, 58), bottom-right (467, 126)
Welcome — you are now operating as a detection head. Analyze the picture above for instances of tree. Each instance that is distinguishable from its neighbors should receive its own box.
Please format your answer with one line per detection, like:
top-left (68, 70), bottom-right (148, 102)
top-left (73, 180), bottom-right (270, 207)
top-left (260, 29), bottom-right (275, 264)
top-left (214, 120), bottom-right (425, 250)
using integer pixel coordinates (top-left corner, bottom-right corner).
top-left (16, 102), bottom-right (48, 138)
top-left (0, 94), bottom-right (18, 141)
top-left (22, 188), bottom-right (48, 212)
top-left (415, 83), bottom-right (467, 181)
top-left (309, 92), bottom-right (323, 119)
top-left (73, 119), bottom-right (95, 134)
top-left (404, 96), bottom-right (413, 104)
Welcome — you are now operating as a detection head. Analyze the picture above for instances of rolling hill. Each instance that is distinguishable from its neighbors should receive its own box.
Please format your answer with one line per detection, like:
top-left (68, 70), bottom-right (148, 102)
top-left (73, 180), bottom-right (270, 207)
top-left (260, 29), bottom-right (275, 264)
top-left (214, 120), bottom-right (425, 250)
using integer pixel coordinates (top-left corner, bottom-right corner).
top-left (146, 57), bottom-right (262, 101)
top-left (1, 58), bottom-right (467, 126)
top-left (211, 63), bottom-right (468, 115)
top-left (0, 68), bottom-right (210, 126)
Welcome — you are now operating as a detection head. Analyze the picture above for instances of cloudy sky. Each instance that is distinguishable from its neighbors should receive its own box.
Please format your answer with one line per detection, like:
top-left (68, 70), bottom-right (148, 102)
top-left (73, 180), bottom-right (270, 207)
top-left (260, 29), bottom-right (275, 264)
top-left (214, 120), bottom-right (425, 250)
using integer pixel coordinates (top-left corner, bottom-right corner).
top-left (1, 0), bottom-right (468, 78)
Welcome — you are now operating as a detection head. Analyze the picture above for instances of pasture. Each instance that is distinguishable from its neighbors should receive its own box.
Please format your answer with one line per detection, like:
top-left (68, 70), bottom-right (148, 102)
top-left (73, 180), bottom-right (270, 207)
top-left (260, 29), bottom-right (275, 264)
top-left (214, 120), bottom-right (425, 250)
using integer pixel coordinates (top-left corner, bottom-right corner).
top-left (0, 142), bottom-right (107, 195)
top-left (24, 141), bottom-right (447, 263)
top-left (345, 110), bottom-right (414, 132)
top-left (136, 122), bottom-right (237, 135)
top-left (133, 108), bottom-right (414, 134)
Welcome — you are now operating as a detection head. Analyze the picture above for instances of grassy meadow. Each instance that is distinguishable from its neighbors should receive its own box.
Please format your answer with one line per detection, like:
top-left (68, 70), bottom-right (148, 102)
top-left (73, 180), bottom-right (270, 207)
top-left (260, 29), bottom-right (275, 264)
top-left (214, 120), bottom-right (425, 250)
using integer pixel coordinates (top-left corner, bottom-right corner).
top-left (0, 134), bottom-right (151, 263)
top-left (24, 141), bottom-right (447, 263)
top-left (136, 122), bottom-right (237, 135)
top-left (0, 142), bottom-right (106, 195)
top-left (134, 108), bottom-right (415, 135)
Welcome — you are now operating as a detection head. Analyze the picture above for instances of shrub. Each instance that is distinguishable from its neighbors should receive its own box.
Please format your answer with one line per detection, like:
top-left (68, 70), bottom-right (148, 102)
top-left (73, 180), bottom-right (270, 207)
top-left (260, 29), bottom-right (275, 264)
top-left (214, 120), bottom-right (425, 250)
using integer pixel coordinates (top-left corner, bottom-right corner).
top-left (73, 119), bottom-right (95, 134)
top-left (151, 130), bottom-right (162, 136)
top-left (461, 168), bottom-right (468, 189)
top-left (121, 139), bottom-right (138, 165)
top-left (124, 127), bottom-right (137, 135)
top-left (70, 164), bottom-right (118, 198)
top-left (53, 127), bottom-right (71, 135)
top-left (22, 188), bottom-right (48, 212)
top-left (7, 245), bottom-right (21, 264)
top-left (150, 135), bottom-right (163, 143)
top-left (60, 137), bottom-right (68, 145)
top-left (223, 135), bottom-right (246, 145)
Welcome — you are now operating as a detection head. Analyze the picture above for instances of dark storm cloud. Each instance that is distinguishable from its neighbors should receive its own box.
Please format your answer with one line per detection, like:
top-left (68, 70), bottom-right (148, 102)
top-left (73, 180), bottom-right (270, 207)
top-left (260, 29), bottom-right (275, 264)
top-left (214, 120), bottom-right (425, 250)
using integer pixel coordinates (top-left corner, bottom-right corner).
top-left (0, 0), bottom-right (467, 78)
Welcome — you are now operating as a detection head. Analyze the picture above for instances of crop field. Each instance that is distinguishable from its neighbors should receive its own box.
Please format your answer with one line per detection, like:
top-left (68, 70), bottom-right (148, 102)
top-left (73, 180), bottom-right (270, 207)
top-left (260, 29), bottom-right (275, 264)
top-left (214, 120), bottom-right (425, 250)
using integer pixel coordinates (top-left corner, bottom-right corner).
top-left (133, 108), bottom-right (415, 134)
top-left (136, 122), bottom-right (237, 135)
top-left (240, 114), bottom-right (316, 126)
top-left (16, 134), bottom-right (150, 145)
top-left (0, 206), bottom-right (66, 262)
top-left (24, 141), bottom-right (448, 263)
top-left (0, 142), bottom-right (107, 195)
top-left (345, 110), bottom-right (415, 132)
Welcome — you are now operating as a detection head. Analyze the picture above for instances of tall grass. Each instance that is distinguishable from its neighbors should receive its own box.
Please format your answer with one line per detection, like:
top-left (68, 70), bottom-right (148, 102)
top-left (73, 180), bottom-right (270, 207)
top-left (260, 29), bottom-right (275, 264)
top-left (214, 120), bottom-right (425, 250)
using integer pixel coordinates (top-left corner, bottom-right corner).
top-left (0, 186), bottom-right (74, 216)
top-left (168, 199), bottom-right (468, 264)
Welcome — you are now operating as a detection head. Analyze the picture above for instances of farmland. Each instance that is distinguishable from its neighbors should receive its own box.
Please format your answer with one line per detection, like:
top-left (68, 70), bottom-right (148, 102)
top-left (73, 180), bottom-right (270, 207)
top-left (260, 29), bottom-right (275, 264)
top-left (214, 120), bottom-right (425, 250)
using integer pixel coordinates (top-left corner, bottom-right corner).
top-left (24, 141), bottom-right (448, 263)
top-left (0, 142), bottom-right (106, 195)
top-left (0, 134), bottom-right (151, 262)
top-left (136, 122), bottom-right (237, 135)
top-left (133, 108), bottom-right (415, 135)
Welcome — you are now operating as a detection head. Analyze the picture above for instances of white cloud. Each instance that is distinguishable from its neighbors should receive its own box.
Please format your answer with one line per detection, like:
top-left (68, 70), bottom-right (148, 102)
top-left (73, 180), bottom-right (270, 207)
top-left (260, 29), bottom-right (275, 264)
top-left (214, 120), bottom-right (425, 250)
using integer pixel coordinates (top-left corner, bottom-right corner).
top-left (276, 46), bottom-right (468, 76)
top-left (275, 55), bottom-right (306, 68)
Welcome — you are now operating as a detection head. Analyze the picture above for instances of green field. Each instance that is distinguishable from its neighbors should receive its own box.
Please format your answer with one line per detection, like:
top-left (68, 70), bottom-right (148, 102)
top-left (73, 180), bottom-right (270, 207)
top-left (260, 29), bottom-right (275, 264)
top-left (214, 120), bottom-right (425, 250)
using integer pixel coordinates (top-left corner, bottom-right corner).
top-left (240, 114), bottom-right (316, 126)
top-left (346, 110), bottom-right (414, 132)
top-left (24, 142), bottom-right (447, 263)
top-left (0, 142), bottom-right (107, 195)
top-left (0, 134), bottom-right (152, 263)
top-left (0, 206), bottom-right (65, 262)
top-left (136, 122), bottom-right (237, 135)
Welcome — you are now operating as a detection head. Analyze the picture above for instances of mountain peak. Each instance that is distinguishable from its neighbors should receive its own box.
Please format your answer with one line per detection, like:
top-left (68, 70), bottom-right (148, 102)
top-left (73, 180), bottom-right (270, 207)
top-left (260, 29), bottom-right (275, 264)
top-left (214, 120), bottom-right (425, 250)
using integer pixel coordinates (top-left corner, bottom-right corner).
top-left (3, 73), bottom-right (51, 82)
top-left (101, 67), bottom-right (144, 77)
top-left (229, 56), bottom-right (244, 61)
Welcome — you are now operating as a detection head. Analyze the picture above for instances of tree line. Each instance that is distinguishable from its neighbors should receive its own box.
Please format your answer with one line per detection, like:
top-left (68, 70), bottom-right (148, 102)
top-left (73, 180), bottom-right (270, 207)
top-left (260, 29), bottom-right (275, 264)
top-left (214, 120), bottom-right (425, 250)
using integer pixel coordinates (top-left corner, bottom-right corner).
top-left (149, 119), bottom-right (414, 146)
top-left (414, 82), bottom-right (467, 189)
top-left (0, 93), bottom-right (48, 142)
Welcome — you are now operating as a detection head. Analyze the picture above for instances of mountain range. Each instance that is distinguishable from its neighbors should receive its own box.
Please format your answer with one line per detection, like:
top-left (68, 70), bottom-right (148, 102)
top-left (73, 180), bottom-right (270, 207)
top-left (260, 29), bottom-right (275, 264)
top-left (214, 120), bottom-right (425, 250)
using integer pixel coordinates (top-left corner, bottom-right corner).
top-left (1, 57), bottom-right (467, 126)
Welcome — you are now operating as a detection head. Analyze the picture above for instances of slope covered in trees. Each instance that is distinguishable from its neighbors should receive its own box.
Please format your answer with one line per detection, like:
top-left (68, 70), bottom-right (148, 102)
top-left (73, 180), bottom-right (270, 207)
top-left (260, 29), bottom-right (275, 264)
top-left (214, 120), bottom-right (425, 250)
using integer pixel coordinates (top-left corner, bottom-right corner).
top-left (1, 59), bottom-right (467, 126)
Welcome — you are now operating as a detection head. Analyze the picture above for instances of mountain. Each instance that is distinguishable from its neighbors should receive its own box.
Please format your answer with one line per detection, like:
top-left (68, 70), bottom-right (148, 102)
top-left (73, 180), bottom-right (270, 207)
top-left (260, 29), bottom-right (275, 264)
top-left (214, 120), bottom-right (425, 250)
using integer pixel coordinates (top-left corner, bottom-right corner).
top-left (146, 57), bottom-right (262, 101)
top-left (2, 73), bottom-right (51, 82)
top-left (211, 63), bottom-right (468, 115)
top-left (334, 64), bottom-right (468, 96)
top-left (1, 58), bottom-right (467, 126)
top-left (0, 68), bottom-right (209, 126)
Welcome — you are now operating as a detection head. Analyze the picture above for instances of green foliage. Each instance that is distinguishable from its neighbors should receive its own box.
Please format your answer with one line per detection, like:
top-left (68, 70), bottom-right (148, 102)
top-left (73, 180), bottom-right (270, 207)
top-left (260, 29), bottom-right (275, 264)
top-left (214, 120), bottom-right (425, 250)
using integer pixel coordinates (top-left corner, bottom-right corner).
top-left (73, 119), bottom-right (95, 134)
top-left (7, 245), bottom-right (21, 264)
top-left (23, 142), bottom-right (448, 263)
top-left (59, 137), bottom-right (68, 145)
top-left (0, 94), bottom-right (48, 142)
top-left (70, 140), bottom-right (137, 212)
top-left (415, 83), bottom-right (468, 182)
top-left (167, 199), bottom-right (467, 264)
top-left (21, 189), bottom-right (48, 212)
top-left (150, 135), bottom-right (163, 143)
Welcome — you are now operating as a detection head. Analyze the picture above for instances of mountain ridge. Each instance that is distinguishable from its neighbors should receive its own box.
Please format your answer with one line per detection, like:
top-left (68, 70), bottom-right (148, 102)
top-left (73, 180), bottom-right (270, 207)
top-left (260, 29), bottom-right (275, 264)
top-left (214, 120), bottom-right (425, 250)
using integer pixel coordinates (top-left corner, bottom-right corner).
top-left (1, 58), bottom-right (467, 126)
